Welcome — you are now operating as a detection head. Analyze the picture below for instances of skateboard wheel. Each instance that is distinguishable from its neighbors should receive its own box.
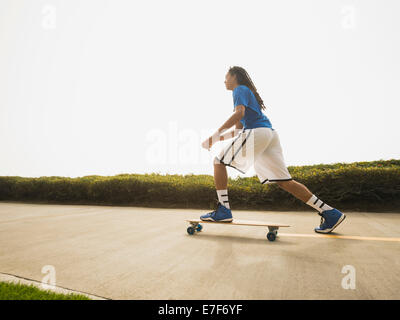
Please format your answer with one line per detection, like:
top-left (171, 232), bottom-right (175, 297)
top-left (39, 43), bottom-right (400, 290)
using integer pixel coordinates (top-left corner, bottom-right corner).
top-left (267, 232), bottom-right (276, 242)
top-left (187, 226), bottom-right (195, 235)
top-left (196, 224), bottom-right (203, 232)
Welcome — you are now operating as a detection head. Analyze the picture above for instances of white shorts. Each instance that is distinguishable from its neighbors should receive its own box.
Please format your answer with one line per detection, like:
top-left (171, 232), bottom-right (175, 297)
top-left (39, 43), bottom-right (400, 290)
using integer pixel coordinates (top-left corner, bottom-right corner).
top-left (215, 127), bottom-right (293, 184)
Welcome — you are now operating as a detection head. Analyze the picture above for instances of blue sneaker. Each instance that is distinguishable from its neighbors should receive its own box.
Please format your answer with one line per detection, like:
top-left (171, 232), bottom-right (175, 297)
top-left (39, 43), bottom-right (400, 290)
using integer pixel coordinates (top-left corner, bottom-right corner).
top-left (200, 202), bottom-right (233, 222)
top-left (314, 208), bottom-right (346, 233)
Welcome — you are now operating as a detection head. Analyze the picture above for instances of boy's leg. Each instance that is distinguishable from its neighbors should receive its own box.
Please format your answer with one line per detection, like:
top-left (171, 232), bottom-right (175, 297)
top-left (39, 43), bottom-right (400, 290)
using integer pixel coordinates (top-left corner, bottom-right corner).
top-left (213, 162), bottom-right (230, 209)
top-left (213, 128), bottom-right (268, 208)
top-left (253, 130), bottom-right (334, 214)
top-left (253, 130), bottom-right (345, 233)
top-left (213, 130), bottom-right (251, 210)
top-left (276, 179), bottom-right (346, 233)
top-left (199, 161), bottom-right (232, 221)
top-left (214, 162), bottom-right (227, 190)
top-left (276, 180), bottom-right (333, 213)
top-left (276, 180), bottom-right (312, 202)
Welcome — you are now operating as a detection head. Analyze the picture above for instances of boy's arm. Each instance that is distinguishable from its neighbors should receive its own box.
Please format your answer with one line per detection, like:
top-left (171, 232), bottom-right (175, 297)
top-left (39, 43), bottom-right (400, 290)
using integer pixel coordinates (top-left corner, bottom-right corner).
top-left (235, 120), bottom-right (244, 130)
top-left (201, 105), bottom-right (245, 149)
top-left (219, 120), bottom-right (243, 141)
top-left (218, 105), bottom-right (245, 133)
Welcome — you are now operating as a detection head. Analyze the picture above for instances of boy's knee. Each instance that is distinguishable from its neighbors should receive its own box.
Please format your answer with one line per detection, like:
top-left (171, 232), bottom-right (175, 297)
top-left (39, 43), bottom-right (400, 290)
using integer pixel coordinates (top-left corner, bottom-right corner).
top-left (276, 179), bottom-right (294, 188)
top-left (213, 156), bottom-right (224, 165)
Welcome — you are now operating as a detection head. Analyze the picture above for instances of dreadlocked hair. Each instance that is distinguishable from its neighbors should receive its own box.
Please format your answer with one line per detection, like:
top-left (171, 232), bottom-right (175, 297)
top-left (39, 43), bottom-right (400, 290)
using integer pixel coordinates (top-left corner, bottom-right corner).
top-left (228, 66), bottom-right (267, 111)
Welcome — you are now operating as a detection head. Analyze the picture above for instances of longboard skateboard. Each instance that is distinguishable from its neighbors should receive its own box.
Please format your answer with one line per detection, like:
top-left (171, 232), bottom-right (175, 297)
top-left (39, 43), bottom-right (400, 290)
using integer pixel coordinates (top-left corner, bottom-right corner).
top-left (186, 219), bottom-right (290, 242)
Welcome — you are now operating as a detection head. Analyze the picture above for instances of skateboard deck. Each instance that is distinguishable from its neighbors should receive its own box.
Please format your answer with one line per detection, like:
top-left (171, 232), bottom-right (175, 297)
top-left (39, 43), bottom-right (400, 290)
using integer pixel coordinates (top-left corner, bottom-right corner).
top-left (186, 219), bottom-right (290, 241)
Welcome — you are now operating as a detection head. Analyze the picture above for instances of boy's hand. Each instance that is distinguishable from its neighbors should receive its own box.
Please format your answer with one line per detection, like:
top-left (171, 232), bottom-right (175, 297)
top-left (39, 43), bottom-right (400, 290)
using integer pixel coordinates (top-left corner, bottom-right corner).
top-left (201, 137), bottom-right (213, 150)
top-left (202, 130), bottom-right (224, 150)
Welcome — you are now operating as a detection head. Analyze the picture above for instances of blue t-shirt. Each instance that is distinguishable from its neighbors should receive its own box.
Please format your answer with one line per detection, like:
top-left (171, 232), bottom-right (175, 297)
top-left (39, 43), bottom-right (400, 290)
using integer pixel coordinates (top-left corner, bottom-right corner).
top-left (233, 85), bottom-right (274, 130)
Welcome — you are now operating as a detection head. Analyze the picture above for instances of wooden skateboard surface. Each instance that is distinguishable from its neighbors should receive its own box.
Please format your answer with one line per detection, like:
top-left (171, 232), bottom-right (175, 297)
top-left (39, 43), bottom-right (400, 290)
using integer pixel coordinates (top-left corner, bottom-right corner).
top-left (186, 219), bottom-right (290, 228)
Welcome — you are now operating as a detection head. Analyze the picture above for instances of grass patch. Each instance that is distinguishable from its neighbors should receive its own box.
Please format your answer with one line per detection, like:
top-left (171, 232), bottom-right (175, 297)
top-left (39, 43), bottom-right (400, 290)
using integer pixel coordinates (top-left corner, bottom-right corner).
top-left (0, 281), bottom-right (91, 300)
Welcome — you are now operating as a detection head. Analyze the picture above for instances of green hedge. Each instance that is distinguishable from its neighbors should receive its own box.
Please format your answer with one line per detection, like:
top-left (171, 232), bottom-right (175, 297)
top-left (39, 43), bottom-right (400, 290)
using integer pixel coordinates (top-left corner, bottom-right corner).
top-left (0, 159), bottom-right (399, 212)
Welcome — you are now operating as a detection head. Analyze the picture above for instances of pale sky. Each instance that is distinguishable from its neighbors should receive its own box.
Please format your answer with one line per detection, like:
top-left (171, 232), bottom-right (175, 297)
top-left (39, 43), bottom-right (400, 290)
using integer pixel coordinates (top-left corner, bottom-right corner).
top-left (0, 0), bottom-right (399, 178)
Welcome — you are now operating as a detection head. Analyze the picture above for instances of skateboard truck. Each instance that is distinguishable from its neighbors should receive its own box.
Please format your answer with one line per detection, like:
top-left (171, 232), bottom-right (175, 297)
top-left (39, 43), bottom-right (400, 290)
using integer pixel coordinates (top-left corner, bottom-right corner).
top-left (267, 226), bottom-right (278, 241)
top-left (187, 221), bottom-right (202, 235)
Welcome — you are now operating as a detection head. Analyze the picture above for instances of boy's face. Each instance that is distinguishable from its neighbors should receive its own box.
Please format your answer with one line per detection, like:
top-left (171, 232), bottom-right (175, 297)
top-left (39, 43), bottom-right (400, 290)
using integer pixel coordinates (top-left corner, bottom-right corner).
top-left (224, 72), bottom-right (237, 90)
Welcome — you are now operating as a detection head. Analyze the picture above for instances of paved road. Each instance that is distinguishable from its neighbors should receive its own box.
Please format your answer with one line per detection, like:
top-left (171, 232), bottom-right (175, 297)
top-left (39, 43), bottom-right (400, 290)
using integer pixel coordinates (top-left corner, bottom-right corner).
top-left (0, 202), bottom-right (399, 299)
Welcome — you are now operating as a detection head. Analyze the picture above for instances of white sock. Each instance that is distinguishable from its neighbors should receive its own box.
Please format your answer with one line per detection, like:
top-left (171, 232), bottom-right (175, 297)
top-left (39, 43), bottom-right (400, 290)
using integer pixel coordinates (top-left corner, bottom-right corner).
top-left (306, 194), bottom-right (333, 213)
top-left (217, 189), bottom-right (230, 209)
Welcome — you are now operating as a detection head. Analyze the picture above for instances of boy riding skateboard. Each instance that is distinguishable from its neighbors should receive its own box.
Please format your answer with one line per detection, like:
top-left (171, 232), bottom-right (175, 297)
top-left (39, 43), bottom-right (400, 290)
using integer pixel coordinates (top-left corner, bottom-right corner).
top-left (200, 66), bottom-right (346, 234)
